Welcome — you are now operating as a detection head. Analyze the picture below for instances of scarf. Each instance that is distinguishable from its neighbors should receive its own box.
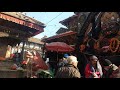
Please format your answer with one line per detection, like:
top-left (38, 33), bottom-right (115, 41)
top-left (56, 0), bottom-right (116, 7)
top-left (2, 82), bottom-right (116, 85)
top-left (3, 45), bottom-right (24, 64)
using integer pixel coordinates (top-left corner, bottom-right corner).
top-left (90, 61), bottom-right (103, 77)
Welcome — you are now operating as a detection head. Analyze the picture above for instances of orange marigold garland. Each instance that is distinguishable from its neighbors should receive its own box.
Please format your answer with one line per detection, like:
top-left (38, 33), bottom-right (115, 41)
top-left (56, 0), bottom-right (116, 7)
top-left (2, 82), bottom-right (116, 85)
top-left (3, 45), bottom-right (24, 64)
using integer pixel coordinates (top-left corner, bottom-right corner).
top-left (109, 38), bottom-right (119, 53)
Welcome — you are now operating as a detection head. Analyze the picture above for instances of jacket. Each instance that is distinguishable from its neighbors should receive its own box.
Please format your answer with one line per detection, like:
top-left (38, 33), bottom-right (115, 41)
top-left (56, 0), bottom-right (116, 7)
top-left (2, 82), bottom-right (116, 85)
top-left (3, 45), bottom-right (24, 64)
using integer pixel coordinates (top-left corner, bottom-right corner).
top-left (85, 63), bottom-right (101, 78)
top-left (55, 64), bottom-right (81, 78)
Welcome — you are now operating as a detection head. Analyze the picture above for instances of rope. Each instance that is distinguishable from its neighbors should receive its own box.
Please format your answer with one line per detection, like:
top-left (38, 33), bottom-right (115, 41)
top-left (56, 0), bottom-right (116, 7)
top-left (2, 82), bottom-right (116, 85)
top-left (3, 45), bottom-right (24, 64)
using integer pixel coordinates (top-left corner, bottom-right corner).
top-left (46, 12), bottom-right (63, 25)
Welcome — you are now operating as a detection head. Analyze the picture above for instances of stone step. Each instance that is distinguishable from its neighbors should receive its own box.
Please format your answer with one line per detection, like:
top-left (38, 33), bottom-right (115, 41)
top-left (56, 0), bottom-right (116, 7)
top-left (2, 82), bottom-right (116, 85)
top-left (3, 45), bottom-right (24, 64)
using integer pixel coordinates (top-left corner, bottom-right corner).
top-left (0, 60), bottom-right (27, 78)
top-left (0, 69), bottom-right (27, 78)
top-left (0, 60), bottom-right (15, 69)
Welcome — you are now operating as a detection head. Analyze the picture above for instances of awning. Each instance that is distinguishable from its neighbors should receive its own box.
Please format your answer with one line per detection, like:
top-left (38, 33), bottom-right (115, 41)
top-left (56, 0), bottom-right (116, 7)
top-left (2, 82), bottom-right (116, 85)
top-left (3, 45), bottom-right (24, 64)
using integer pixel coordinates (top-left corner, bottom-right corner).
top-left (45, 42), bottom-right (75, 52)
top-left (0, 13), bottom-right (44, 32)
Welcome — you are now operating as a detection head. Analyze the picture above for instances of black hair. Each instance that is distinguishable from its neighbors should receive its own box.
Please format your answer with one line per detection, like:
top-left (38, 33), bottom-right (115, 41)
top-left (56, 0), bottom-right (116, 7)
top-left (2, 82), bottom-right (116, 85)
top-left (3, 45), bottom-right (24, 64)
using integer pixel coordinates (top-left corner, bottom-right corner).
top-left (104, 59), bottom-right (112, 66)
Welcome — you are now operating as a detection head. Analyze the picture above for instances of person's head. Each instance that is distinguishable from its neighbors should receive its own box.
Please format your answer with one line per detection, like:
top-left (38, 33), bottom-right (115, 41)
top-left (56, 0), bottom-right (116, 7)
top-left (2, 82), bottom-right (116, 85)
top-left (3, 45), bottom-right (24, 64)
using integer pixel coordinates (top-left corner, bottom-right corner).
top-left (67, 56), bottom-right (78, 67)
top-left (103, 59), bottom-right (113, 70)
top-left (104, 59), bottom-right (119, 73)
top-left (104, 59), bottom-right (112, 67)
top-left (64, 54), bottom-right (69, 58)
top-left (89, 55), bottom-right (98, 66)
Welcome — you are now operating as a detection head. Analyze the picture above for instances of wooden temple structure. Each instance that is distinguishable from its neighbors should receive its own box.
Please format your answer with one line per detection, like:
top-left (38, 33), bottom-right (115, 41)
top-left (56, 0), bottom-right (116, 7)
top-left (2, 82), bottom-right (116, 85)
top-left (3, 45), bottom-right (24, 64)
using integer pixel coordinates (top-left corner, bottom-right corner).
top-left (0, 12), bottom-right (45, 60)
top-left (41, 15), bottom-right (79, 73)
top-left (0, 12), bottom-right (45, 78)
top-left (75, 12), bottom-right (120, 77)
top-left (43, 14), bottom-right (78, 48)
top-left (43, 12), bottom-right (89, 49)
top-left (43, 12), bottom-right (120, 77)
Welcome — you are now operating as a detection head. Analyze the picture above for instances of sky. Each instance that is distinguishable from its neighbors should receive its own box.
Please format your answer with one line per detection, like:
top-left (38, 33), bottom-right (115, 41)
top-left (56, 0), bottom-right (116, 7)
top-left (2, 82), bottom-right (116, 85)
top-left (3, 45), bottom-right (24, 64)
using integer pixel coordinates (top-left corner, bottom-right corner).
top-left (26, 12), bottom-right (74, 39)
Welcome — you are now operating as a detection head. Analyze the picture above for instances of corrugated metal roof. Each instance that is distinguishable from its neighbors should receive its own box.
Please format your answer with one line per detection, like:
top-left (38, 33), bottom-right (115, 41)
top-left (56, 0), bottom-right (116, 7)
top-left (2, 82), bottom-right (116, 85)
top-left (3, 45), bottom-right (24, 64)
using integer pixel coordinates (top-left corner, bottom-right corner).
top-left (28, 37), bottom-right (44, 45)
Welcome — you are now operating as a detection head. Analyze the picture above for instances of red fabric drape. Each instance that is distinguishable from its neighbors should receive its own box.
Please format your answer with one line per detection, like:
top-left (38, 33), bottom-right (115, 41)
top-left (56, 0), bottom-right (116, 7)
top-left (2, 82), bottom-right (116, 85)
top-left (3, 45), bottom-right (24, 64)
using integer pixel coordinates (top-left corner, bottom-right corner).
top-left (33, 52), bottom-right (48, 70)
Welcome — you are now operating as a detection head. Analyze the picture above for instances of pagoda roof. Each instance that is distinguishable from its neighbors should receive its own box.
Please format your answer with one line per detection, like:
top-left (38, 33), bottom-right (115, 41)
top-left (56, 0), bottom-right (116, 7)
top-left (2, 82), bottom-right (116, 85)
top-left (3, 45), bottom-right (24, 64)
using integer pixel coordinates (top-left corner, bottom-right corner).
top-left (56, 27), bottom-right (68, 34)
top-left (1, 12), bottom-right (45, 27)
top-left (43, 31), bottom-right (77, 42)
top-left (0, 12), bottom-right (46, 37)
top-left (59, 15), bottom-right (77, 26)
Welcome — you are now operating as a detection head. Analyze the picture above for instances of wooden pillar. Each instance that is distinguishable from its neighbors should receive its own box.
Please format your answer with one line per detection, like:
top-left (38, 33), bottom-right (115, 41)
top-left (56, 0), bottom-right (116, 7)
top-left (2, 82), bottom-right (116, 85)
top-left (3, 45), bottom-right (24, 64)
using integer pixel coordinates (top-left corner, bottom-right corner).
top-left (20, 40), bottom-right (26, 62)
top-left (75, 13), bottom-right (90, 77)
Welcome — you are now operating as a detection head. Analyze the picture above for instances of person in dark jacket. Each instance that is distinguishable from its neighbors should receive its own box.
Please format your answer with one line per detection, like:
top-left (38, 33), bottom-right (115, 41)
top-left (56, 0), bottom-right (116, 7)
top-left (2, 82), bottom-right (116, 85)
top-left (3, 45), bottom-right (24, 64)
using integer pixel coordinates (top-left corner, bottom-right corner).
top-left (103, 59), bottom-right (119, 78)
top-left (55, 56), bottom-right (81, 78)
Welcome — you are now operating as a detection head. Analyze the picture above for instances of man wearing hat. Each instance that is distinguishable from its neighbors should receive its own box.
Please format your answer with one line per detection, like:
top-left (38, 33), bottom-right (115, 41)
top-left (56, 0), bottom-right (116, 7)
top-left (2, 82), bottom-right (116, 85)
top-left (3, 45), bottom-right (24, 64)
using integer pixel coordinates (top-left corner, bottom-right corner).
top-left (64, 54), bottom-right (69, 58)
top-left (55, 55), bottom-right (81, 78)
top-left (103, 59), bottom-right (119, 78)
top-left (57, 54), bottom-right (69, 68)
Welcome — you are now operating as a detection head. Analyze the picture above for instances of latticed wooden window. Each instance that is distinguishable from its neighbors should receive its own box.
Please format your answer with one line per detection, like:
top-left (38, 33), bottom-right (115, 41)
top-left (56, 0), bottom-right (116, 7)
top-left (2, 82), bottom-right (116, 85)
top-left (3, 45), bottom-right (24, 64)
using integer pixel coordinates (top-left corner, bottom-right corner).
top-left (69, 19), bottom-right (77, 32)
top-left (77, 13), bottom-right (87, 33)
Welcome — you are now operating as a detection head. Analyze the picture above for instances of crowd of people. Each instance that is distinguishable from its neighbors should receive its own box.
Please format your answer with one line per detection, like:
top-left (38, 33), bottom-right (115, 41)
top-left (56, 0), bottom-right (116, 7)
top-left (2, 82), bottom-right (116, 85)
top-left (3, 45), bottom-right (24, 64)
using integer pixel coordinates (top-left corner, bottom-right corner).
top-left (9, 49), bottom-right (120, 78)
top-left (4, 44), bottom-right (120, 78)
top-left (46, 54), bottom-right (120, 78)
